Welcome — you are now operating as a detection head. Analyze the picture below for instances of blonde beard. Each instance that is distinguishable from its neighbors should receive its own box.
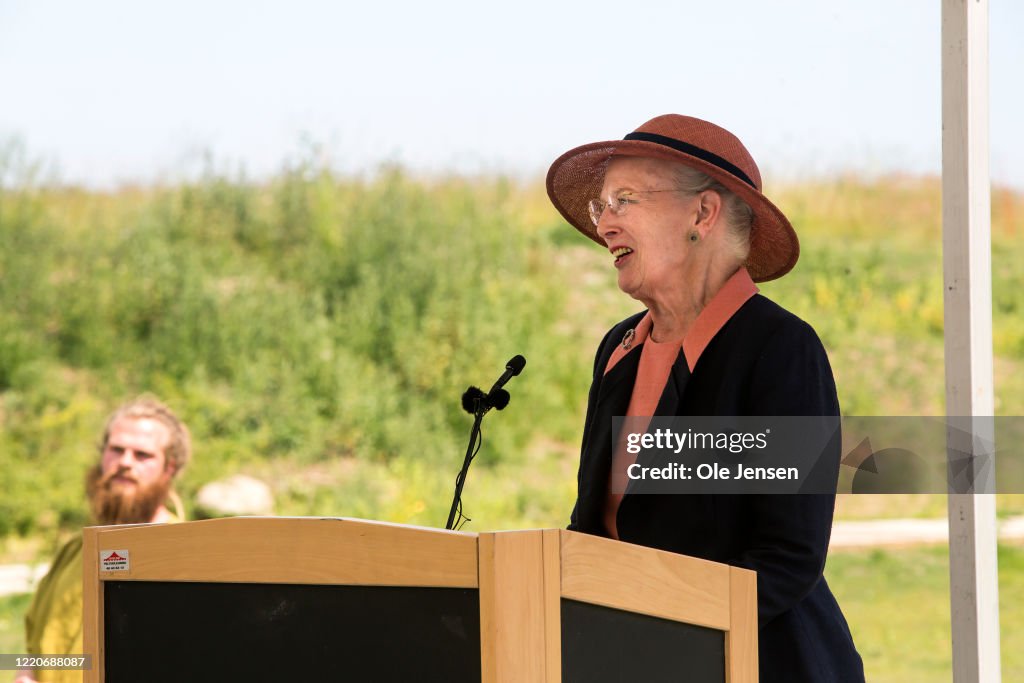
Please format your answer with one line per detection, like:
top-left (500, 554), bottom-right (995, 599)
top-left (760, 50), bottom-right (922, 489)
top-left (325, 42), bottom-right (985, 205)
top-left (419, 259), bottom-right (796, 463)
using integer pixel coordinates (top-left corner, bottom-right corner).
top-left (86, 463), bottom-right (173, 525)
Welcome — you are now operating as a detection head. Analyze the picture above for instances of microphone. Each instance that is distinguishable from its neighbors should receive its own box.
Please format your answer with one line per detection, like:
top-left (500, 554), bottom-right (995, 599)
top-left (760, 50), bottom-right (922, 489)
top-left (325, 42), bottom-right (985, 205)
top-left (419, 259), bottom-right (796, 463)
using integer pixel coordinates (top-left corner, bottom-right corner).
top-left (486, 355), bottom-right (526, 399)
top-left (462, 356), bottom-right (525, 415)
top-left (446, 355), bottom-right (526, 530)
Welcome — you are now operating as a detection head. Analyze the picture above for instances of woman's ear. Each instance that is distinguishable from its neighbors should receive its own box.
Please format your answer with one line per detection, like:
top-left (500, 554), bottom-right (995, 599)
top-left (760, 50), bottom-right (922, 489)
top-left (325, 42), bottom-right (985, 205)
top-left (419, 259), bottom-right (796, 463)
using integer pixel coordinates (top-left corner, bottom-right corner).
top-left (695, 190), bottom-right (723, 235)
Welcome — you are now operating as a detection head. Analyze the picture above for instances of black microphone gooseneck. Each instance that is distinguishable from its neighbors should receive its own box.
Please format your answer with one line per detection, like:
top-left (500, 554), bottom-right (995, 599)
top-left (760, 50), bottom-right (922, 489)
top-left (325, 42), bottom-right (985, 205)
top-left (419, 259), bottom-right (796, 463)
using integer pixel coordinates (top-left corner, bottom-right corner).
top-left (445, 355), bottom-right (526, 530)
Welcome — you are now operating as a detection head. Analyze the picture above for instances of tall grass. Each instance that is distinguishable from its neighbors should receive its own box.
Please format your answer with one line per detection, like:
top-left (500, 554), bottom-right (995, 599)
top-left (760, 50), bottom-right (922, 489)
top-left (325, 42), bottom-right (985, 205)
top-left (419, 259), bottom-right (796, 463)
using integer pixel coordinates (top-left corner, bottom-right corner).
top-left (0, 157), bottom-right (592, 536)
top-left (1, 150), bottom-right (1023, 539)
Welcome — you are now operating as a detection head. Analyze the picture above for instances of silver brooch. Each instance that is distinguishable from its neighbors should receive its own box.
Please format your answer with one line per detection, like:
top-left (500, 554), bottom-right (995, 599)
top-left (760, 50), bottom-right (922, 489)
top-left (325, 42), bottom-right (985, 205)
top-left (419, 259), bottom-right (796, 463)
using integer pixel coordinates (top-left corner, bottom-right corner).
top-left (621, 328), bottom-right (635, 350)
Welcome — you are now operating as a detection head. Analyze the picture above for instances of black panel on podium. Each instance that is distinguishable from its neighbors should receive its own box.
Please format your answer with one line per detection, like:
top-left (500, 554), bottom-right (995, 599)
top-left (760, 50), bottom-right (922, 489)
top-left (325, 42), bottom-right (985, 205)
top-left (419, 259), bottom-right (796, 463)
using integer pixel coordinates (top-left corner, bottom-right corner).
top-left (104, 581), bottom-right (481, 683)
top-left (561, 598), bottom-right (725, 682)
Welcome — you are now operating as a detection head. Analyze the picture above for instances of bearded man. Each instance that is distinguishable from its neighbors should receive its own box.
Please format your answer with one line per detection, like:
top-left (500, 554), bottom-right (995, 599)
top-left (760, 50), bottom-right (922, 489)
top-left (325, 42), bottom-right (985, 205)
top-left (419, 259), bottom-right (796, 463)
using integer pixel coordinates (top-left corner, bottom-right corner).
top-left (16, 398), bottom-right (191, 683)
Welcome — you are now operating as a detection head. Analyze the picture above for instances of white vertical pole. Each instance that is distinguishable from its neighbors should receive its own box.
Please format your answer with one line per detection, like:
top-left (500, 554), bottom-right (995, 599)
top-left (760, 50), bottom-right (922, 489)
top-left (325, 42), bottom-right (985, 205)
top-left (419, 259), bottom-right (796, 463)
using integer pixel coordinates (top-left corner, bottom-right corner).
top-left (941, 1), bottom-right (1000, 682)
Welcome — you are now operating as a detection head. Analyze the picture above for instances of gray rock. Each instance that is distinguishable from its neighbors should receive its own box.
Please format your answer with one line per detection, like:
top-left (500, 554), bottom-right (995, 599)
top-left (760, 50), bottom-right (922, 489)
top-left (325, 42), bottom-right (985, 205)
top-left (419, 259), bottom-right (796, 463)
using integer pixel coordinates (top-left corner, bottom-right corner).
top-left (195, 474), bottom-right (274, 517)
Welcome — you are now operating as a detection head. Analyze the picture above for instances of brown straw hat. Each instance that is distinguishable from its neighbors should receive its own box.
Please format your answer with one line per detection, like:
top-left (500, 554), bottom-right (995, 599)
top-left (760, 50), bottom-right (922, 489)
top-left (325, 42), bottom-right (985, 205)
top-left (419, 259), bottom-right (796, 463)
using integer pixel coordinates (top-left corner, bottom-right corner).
top-left (546, 114), bottom-right (799, 282)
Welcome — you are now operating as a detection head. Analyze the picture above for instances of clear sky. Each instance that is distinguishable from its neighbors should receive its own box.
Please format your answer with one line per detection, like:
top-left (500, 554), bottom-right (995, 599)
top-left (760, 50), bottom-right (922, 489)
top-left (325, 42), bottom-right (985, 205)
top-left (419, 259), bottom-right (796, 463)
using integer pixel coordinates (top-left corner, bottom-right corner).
top-left (1, 0), bottom-right (1021, 189)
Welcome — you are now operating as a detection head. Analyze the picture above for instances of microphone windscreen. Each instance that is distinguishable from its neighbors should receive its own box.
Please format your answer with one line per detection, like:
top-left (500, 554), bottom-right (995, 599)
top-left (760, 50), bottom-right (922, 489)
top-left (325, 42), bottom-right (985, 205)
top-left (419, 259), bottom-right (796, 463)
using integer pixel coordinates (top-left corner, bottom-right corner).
top-left (490, 389), bottom-right (510, 410)
top-left (506, 355), bottom-right (526, 376)
top-left (462, 386), bottom-right (486, 414)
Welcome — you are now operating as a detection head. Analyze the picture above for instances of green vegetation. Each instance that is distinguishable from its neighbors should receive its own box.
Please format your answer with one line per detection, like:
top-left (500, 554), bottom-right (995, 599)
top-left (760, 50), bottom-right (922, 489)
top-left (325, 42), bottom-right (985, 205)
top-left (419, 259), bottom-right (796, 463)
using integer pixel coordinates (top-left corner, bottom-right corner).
top-left (2, 155), bottom-right (1023, 540)
top-left (827, 543), bottom-right (1024, 682)
top-left (0, 593), bottom-right (32, 653)
top-left (1, 159), bottom-right (592, 537)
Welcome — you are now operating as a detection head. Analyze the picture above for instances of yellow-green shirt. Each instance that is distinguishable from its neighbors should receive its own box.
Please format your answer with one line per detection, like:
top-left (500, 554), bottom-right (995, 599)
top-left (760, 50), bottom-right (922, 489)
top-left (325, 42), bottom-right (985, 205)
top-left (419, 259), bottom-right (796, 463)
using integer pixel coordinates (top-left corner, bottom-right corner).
top-left (23, 533), bottom-right (85, 683)
top-left (24, 515), bottom-right (181, 683)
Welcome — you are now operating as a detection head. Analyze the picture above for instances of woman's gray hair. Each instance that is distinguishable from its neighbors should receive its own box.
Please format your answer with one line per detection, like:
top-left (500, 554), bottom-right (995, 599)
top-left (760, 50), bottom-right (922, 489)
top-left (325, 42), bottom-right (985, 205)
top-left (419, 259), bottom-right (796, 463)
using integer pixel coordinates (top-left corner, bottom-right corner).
top-left (670, 164), bottom-right (753, 260)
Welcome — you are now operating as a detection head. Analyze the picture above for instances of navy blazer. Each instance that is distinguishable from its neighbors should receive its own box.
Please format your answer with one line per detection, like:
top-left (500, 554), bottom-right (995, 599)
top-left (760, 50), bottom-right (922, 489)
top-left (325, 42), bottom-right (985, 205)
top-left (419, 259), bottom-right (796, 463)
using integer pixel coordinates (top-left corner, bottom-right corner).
top-left (568, 294), bottom-right (865, 682)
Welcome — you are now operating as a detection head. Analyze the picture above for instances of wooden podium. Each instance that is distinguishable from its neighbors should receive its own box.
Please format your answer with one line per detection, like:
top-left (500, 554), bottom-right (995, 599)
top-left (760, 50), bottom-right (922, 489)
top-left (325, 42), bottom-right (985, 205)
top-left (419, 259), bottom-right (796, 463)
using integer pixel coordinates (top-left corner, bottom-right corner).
top-left (83, 517), bottom-right (757, 682)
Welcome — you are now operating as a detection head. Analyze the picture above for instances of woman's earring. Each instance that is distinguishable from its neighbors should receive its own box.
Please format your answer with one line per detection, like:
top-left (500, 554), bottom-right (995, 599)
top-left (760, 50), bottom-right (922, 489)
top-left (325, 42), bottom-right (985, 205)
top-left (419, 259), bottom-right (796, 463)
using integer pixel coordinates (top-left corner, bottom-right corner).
top-left (689, 231), bottom-right (699, 243)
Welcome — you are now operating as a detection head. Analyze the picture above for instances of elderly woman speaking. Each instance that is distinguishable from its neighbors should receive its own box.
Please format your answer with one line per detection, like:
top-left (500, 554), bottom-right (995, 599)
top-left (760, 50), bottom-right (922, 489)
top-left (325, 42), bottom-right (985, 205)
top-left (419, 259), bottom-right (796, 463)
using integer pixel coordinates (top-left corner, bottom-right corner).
top-left (547, 115), bottom-right (864, 682)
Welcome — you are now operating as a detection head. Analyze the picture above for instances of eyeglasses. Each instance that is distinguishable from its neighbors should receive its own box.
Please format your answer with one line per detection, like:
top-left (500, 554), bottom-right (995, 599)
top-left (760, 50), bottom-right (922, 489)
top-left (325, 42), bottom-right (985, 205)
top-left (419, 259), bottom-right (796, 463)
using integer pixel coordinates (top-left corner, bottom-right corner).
top-left (586, 189), bottom-right (682, 227)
